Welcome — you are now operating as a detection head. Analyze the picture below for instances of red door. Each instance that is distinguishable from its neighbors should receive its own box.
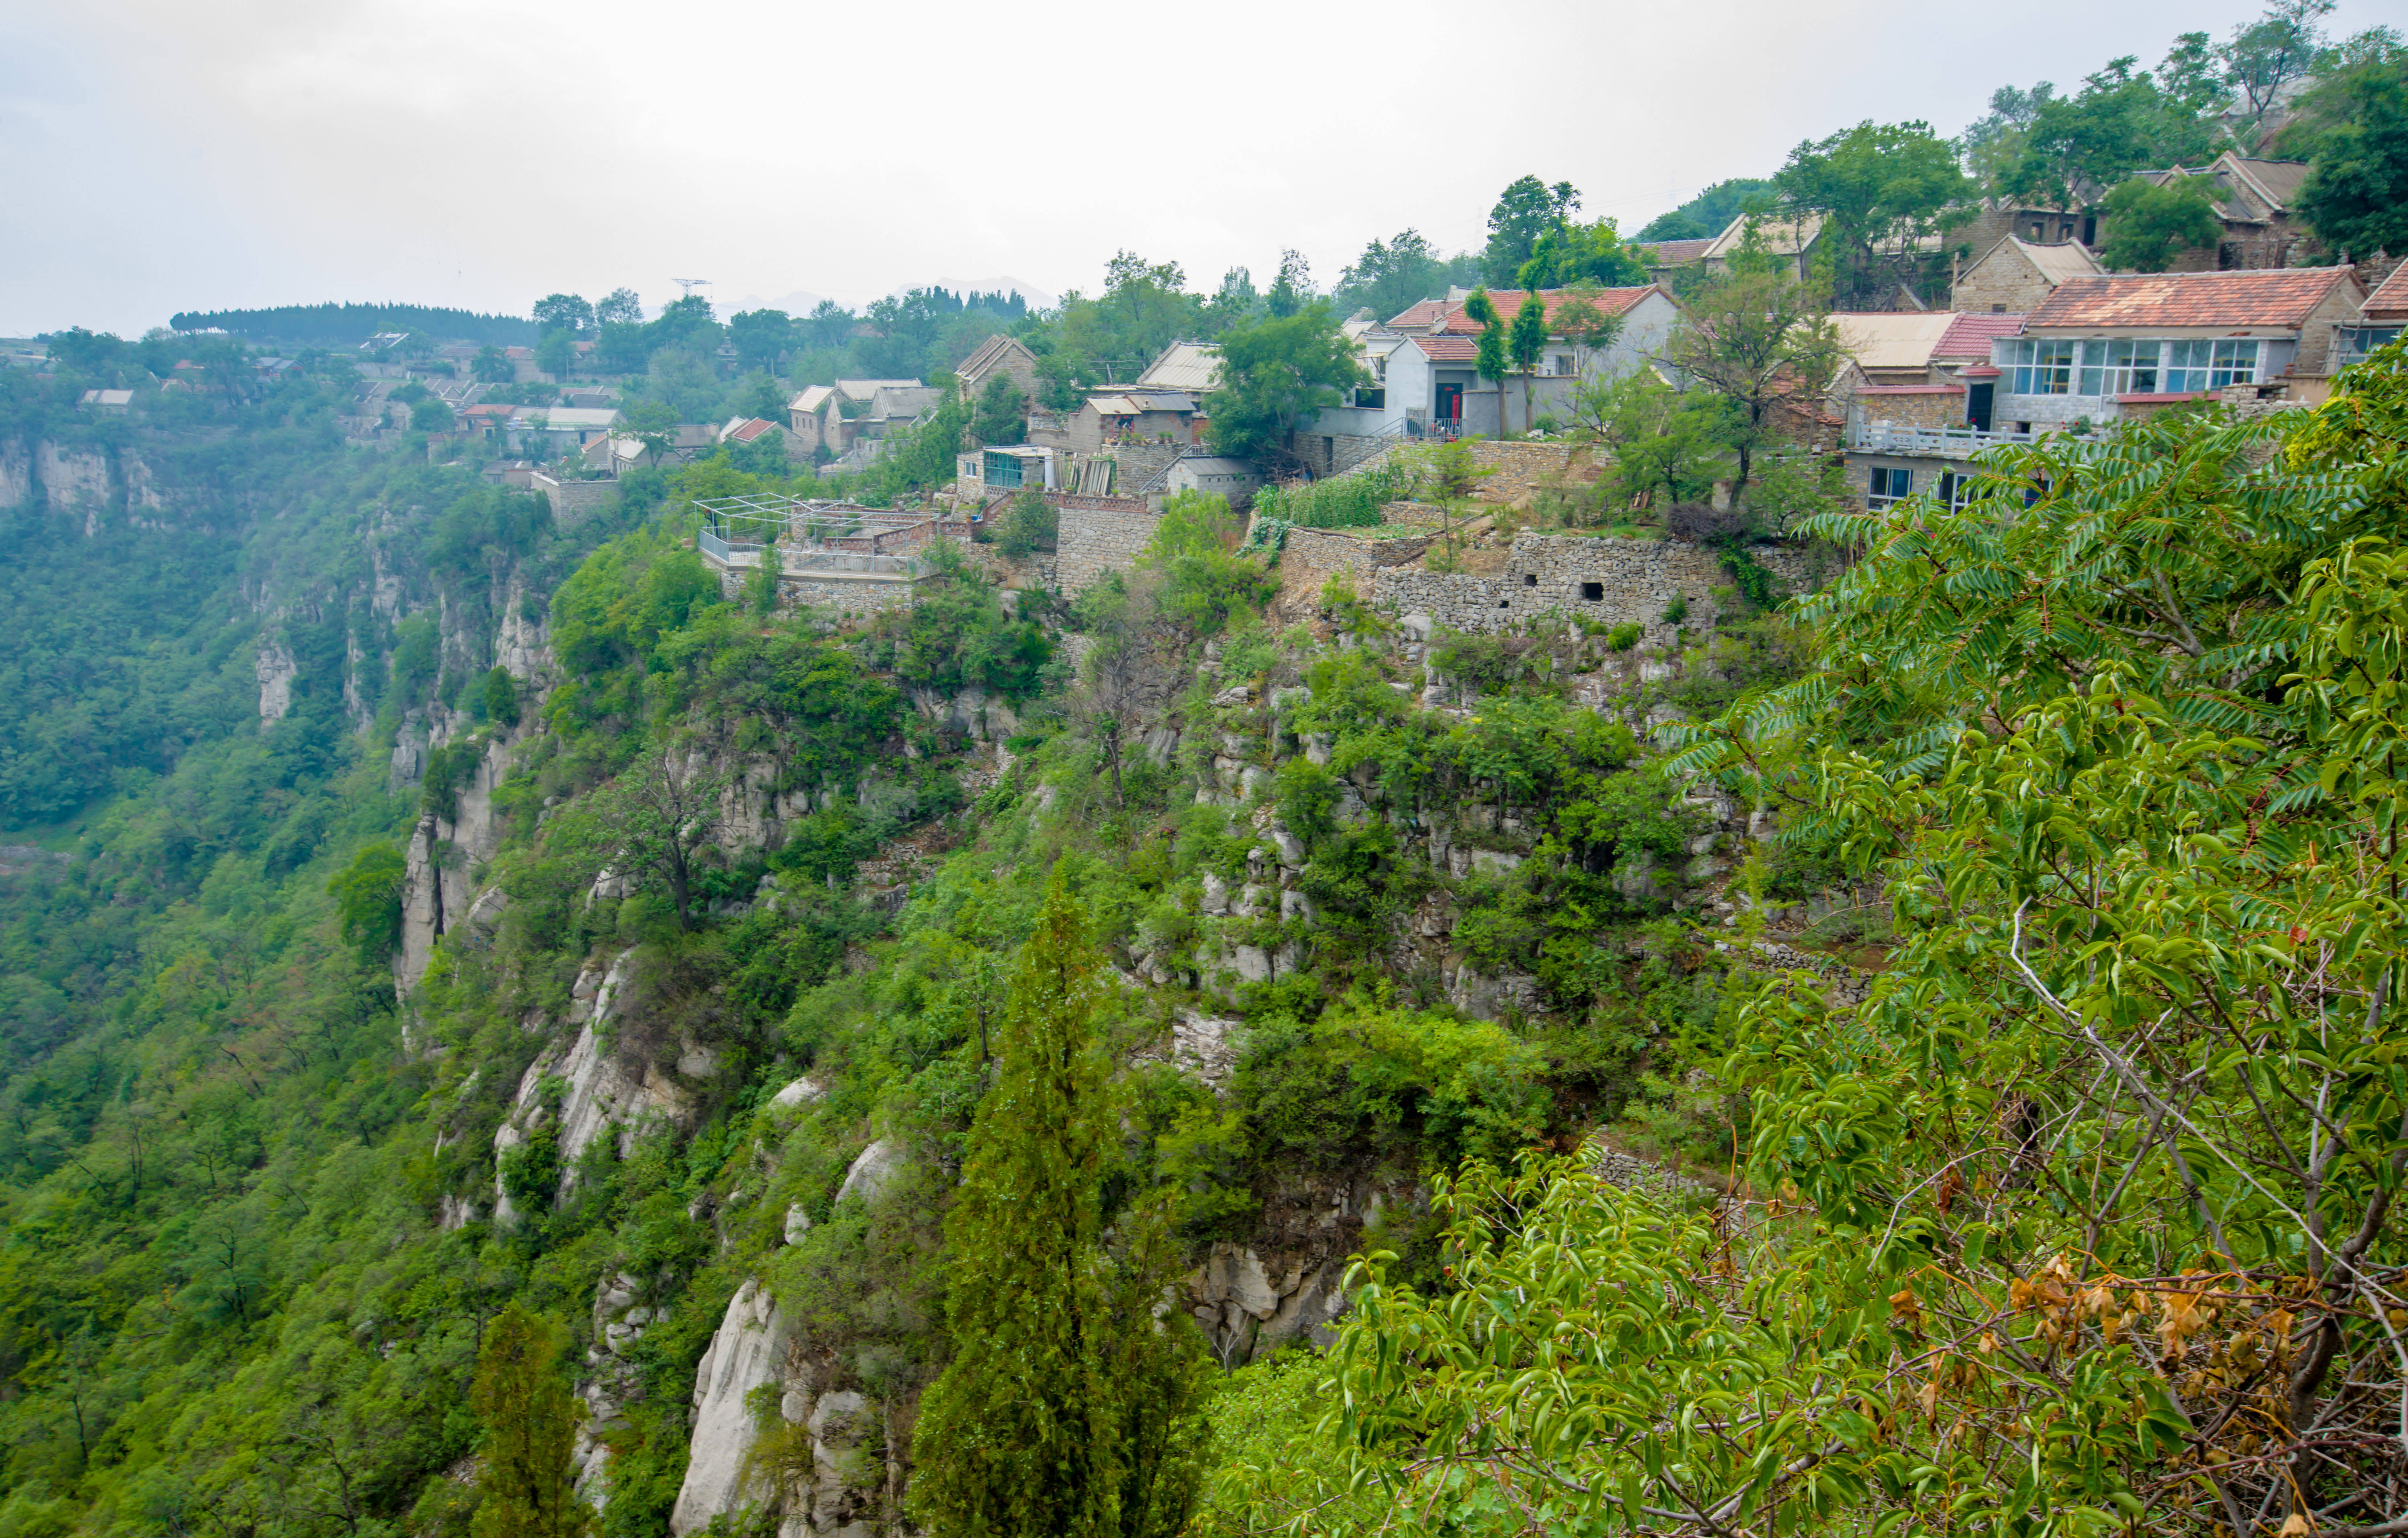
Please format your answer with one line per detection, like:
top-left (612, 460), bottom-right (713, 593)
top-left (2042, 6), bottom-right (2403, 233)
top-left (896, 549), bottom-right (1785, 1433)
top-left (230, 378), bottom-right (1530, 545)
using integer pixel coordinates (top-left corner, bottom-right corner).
top-left (1434, 382), bottom-right (1463, 423)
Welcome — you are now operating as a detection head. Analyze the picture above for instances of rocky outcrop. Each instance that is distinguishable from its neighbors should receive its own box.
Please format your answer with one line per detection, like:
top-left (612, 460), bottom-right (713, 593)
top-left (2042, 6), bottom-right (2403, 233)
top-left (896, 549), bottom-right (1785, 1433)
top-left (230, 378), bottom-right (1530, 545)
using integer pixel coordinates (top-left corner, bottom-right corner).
top-left (490, 949), bottom-right (712, 1223)
top-left (396, 721), bottom-right (526, 994)
top-left (670, 1280), bottom-right (795, 1533)
top-left (668, 1279), bottom-right (895, 1538)
top-left (1185, 1243), bottom-right (1349, 1366)
top-left (255, 634), bottom-right (297, 727)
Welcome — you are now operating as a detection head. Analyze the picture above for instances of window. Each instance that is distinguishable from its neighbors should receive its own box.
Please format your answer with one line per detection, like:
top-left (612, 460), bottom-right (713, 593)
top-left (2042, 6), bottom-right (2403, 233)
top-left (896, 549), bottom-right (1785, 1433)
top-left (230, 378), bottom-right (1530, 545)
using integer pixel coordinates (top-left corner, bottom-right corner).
top-left (2164, 339), bottom-right (2258, 392)
top-left (1935, 472), bottom-right (1976, 509)
top-left (984, 452), bottom-right (1023, 488)
top-left (2076, 339), bottom-right (2158, 397)
top-left (1524, 573), bottom-right (1538, 587)
top-left (2339, 326), bottom-right (2403, 365)
top-left (1548, 354), bottom-right (1575, 376)
top-left (2005, 338), bottom-right (2078, 395)
top-left (1868, 466), bottom-right (1913, 507)
top-left (1580, 581), bottom-right (1604, 601)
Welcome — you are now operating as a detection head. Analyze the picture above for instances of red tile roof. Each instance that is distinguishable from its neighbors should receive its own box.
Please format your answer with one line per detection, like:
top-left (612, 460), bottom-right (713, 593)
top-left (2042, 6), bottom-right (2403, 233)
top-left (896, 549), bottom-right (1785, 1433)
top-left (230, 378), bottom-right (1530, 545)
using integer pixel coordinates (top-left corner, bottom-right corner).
top-left (2363, 262), bottom-right (2408, 322)
top-left (1385, 299), bottom-right (1453, 330)
top-left (1412, 336), bottom-right (1484, 362)
top-left (725, 418), bottom-right (781, 442)
top-left (1430, 287), bottom-right (1660, 335)
top-left (1934, 311), bottom-right (2025, 359)
top-left (2026, 267), bottom-right (2359, 331)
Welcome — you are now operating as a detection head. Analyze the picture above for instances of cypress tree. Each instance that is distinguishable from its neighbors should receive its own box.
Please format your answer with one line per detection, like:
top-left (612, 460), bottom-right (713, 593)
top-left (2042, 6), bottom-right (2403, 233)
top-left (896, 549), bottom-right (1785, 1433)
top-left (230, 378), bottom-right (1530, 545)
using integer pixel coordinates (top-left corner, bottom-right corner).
top-left (909, 869), bottom-right (1205, 1538)
top-left (470, 1305), bottom-right (589, 1538)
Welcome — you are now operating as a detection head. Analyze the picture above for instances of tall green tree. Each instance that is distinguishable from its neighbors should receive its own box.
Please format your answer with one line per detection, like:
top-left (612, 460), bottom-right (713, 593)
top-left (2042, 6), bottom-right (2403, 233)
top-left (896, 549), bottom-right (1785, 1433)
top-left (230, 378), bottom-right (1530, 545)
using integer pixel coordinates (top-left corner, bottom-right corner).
top-left (909, 872), bottom-right (1206, 1538)
top-left (1481, 175), bottom-right (1580, 286)
top-left (470, 1306), bottom-right (588, 1538)
top-left (327, 846), bottom-right (406, 965)
top-left (2098, 173), bottom-right (2225, 268)
top-left (1461, 288), bottom-right (1510, 437)
top-left (1514, 218), bottom-right (1650, 290)
top-left (2296, 63), bottom-right (2408, 259)
top-left (1998, 58), bottom-right (2220, 210)
top-left (1507, 293), bottom-right (1550, 436)
top-left (1201, 303), bottom-right (1364, 468)
top-left (1332, 229), bottom-right (1449, 322)
top-left (1772, 120), bottom-right (1972, 306)
top-left (726, 309), bottom-right (793, 374)
top-left (1657, 263), bottom-right (1841, 490)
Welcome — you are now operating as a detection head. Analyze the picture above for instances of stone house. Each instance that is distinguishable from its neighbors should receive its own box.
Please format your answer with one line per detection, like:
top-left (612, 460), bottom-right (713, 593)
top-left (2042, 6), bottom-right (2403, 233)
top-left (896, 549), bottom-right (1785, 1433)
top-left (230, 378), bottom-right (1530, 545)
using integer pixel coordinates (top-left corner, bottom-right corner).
top-left (1988, 266), bottom-right (2367, 435)
top-left (506, 406), bottom-right (623, 454)
top-left (954, 334), bottom-right (1040, 410)
top-left (1156, 452), bottom-right (1261, 508)
top-left (785, 378), bottom-right (927, 456)
top-left (2127, 154), bottom-right (2321, 272)
top-left (1952, 237), bottom-right (2104, 315)
top-left (2335, 262), bottom-right (2408, 372)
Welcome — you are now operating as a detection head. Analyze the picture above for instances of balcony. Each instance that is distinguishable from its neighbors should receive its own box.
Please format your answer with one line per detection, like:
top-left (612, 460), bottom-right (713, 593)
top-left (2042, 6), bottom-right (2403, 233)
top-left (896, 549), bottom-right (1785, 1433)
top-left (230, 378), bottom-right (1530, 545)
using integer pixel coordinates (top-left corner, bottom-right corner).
top-left (1850, 422), bottom-right (2037, 458)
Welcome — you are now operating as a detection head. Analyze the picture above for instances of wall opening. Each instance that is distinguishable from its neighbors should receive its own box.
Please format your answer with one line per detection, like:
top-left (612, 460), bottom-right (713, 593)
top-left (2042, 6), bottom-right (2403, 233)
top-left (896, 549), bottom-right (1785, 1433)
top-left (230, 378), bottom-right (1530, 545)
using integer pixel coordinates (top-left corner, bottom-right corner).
top-left (1580, 581), bottom-right (1603, 601)
top-left (1523, 573), bottom-right (1537, 586)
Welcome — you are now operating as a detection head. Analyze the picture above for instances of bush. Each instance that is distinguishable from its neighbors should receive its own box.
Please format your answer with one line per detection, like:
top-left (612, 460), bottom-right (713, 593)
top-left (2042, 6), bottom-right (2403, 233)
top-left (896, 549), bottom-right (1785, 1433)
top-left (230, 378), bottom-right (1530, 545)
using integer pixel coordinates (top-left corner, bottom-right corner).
top-left (1660, 593), bottom-right (1688, 625)
top-left (1605, 622), bottom-right (1642, 651)
top-left (993, 490), bottom-right (1057, 559)
top-left (1251, 457), bottom-right (1415, 529)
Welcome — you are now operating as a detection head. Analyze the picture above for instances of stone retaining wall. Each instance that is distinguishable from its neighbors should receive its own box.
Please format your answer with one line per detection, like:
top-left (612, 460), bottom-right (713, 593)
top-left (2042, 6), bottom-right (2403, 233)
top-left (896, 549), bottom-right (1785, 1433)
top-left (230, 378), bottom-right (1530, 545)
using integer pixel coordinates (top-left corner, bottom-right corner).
top-left (1054, 503), bottom-right (1162, 593)
top-left (1373, 533), bottom-right (1826, 642)
top-left (532, 473), bottom-right (619, 527)
top-left (1464, 440), bottom-right (1600, 504)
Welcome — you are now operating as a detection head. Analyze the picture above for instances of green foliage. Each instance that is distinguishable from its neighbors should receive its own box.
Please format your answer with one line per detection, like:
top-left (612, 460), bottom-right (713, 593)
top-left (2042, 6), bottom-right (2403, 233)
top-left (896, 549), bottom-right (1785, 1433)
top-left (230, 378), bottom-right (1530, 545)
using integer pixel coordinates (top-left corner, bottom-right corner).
top-left (2099, 172), bottom-right (2225, 269)
top-left (1513, 219), bottom-right (1649, 290)
top-left (1660, 265), bottom-right (1841, 489)
top-left (993, 489), bottom-right (1057, 560)
top-left (1248, 458), bottom-right (1414, 530)
top-left (1635, 178), bottom-right (1774, 243)
top-left (865, 545), bottom-right (1051, 701)
top-left (1481, 175), bottom-right (1581, 287)
top-left (471, 1305), bottom-right (591, 1538)
top-left (1604, 622), bottom-right (1641, 651)
top-left (970, 374), bottom-right (1028, 447)
top-left (2296, 60), bottom-right (2408, 258)
top-left (1201, 304), bottom-right (1365, 466)
top-left (412, 397), bottom-right (457, 433)
top-left (1772, 119), bottom-right (1972, 304)
top-left (169, 303), bottom-right (538, 347)
top-left (328, 845), bottom-right (407, 964)
top-left (1330, 229), bottom-right (1454, 322)
top-left (1994, 55), bottom-right (2222, 209)
top-left (1135, 493), bottom-right (1274, 637)
top-left (908, 872), bottom-right (1208, 1538)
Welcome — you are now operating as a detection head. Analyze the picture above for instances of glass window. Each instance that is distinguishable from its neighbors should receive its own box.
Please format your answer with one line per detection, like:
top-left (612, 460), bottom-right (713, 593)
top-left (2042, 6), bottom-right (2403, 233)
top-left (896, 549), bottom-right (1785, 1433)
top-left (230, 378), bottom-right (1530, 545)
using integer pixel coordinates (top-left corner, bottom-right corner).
top-left (2165, 340), bottom-right (2217, 393)
top-left (2210, 340), bottom-right (2259, 388)
top-left (2079, 338), bottom-right (2160, 396)
top-left (1868, 466), bottom-right (1913, 507)
top-left (2340, 326), bottom-right (2403, 364)
top-left (985, 452), bottom-right (1023, 488)
top-left (2009, 338), bottom-right (2077, 395)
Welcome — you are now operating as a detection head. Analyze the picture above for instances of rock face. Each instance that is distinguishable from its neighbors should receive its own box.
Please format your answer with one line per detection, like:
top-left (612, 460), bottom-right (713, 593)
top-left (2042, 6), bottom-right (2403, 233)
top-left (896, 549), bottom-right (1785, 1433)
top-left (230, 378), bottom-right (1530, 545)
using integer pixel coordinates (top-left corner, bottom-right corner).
top-left (834, 1140), bottom-right (904, 1208)
top-left (255, 634), bottom-right (297, 727)
top-left (670, 1280), bottom-right (796, 1534)
top-left (489, 949), bottom-right (712, 1224)
top-left (1187, 1243), bottom-right (1349, 1365)
top-left (396, 723), bottom-right (526, 994)
top-left (667, 1279), bottom-right (896, 1538)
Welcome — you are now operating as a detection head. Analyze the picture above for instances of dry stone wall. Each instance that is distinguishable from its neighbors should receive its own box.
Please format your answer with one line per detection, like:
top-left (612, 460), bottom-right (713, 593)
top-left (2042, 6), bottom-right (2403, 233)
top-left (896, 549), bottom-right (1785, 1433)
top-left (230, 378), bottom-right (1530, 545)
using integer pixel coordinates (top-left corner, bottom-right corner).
top-left (1054, 503), bottom-right (1162, 593)
top-left (1373, 533), bottom-right (1825, 643)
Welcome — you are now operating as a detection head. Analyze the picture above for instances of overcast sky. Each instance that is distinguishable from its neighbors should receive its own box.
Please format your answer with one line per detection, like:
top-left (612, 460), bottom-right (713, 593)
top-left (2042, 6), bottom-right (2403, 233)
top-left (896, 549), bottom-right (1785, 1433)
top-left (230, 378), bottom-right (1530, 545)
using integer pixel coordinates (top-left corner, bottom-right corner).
top-left (2, 0), bottom-right (2398, 337)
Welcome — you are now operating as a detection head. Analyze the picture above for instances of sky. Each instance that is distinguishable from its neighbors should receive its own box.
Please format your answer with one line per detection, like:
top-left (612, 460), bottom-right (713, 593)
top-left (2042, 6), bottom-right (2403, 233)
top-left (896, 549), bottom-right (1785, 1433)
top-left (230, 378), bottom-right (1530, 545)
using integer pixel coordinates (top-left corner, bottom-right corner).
top-left (2, 0), bottom-right (2400, 337)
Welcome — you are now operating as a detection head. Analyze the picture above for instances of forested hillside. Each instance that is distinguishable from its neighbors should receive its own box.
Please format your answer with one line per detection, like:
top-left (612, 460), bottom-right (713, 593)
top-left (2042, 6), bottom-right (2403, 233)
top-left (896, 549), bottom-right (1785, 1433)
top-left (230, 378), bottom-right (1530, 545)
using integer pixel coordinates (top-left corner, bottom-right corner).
top-left (6, 318), bottom-right (2408, 1538)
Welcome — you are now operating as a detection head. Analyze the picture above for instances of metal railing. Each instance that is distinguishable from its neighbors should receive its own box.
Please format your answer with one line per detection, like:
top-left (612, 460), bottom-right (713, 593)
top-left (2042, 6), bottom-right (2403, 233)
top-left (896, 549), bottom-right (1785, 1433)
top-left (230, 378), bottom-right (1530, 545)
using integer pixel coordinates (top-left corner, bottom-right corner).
top-left (1850, 422), bottom-right (2037, 456)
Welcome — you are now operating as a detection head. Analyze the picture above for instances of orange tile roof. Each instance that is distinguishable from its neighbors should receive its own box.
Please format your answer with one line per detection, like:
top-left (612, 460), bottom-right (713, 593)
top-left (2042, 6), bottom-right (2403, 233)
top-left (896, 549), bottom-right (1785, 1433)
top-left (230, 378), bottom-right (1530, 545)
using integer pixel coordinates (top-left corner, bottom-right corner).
top-left (2363, 262), bottom-right (2408, 322)
top-left (2026, 267), bottom-right (2358, 331)
top-left (1385, 299), bottom-right (1452, 330)
top-left (1413, 336), bottom-right (1484, 362)
top-left (1430, 286), bottom-right (1660, 335)
top-left (1934, 311), bottom-right (2026, 358)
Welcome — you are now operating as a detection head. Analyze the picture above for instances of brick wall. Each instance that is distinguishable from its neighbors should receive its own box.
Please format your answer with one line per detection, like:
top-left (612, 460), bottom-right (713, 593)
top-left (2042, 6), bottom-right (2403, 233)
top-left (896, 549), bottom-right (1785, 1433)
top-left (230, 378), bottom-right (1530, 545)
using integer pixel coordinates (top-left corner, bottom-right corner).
top-left (1953, 251), bottom-right (2058, 315)
top-left (1371, 533), bottom-right (1826, 642)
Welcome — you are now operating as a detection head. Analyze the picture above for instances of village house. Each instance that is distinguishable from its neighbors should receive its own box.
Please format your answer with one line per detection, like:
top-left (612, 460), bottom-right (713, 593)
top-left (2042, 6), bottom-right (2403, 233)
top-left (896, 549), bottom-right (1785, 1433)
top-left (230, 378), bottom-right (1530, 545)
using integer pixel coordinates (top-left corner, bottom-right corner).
top-left (955, 334), bottom-right (1041, 410)
top-left (1842, 312), bottom-right (2037, 510)
top-left (2128, 154), bottom-right (2321, 272)
top-left (719, 417), bottom-right (802, 459)
top-left (1328, 286), bottom-right (1678, 441)
top-left (1951, 237), bottom-right (2104, 314)
top-left (2337, 262), bottom-right (2408, 370)
top-left (1989, 265), bottom-right (2366, 433)
top-left (953, 443), bottom-right (1061, 505)
top-left (785, 378), bottom-right (929, 456)
top-left (1630, 237), bottom-right (1715, 281)
top-left (505, 406), bottom-right (622, 454)
top-left (78, 388), bottom-right (134, 414)
top-left (1026, 342), bottom-right (1222, 454)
